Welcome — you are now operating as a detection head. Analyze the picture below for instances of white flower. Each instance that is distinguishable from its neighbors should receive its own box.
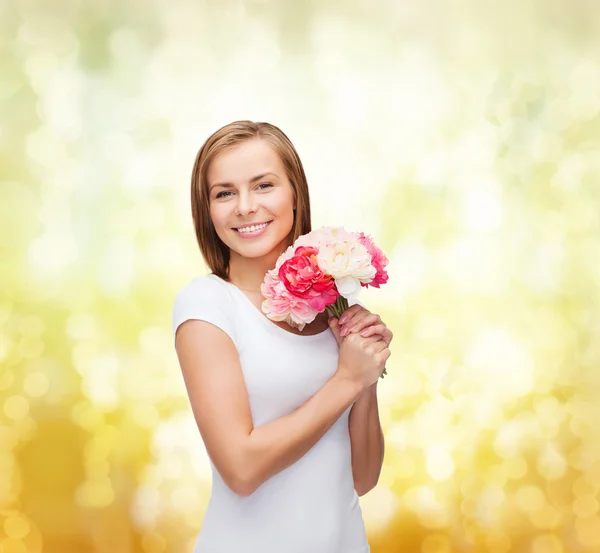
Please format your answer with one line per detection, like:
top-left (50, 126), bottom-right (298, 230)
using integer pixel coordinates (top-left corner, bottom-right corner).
top-left (316, 241), bottom-right (376, 298)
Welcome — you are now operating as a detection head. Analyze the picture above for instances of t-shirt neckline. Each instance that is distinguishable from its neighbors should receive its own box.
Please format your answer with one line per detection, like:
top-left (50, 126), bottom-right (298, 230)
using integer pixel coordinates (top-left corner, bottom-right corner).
top-left (208, 274), bottom-right (331, 341)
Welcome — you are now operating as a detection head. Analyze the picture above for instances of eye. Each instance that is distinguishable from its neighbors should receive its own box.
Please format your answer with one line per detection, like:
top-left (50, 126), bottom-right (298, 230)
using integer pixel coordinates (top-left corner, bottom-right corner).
top-left (215, 183), bottom-right (272, 199)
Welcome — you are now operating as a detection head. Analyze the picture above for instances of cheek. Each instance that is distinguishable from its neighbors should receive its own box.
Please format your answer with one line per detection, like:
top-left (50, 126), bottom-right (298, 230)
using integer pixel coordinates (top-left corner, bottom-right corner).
top-left (209, 209), bottom-right (231, 240)
top-left (268, 191), bottom-right (295, 215)
top-left (209, 204), bottom-right (226, 226)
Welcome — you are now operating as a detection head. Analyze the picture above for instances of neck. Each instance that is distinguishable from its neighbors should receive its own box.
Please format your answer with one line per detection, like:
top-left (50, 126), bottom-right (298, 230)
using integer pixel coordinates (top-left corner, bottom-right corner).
top-left (227, 237), bottom-right (292, 292)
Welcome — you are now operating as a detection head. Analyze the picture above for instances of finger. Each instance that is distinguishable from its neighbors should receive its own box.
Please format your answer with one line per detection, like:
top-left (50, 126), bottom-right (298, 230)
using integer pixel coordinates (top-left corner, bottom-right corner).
top-left (376, 334), bottom-right (387, 345)
top-left (371, 329), bottom-right (392, 349)
top-left (328, 317), bottom-right (343, 346)
top-left (357, 332), bottom-right (386, 349)
top-left (361, 334), bottom-right (383, 345)
top-left (338, 304), bottom-right (365, 326)
top-left (340, 311), bottom-right (374, 336)
top-left (358, 323), bottom-right (386, 337)
top-left (345, 314), bottom-right (380, 335)
top-left (370, 339), bottom-right (389, 353)
top-left (364, 332), bottom-right (385, 343)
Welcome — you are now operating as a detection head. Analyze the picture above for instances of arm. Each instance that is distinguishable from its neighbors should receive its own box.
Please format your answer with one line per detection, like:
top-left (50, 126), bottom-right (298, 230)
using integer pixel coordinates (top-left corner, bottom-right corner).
top-left (348, 380), bottom-right (384, 496)
top-left (176, 320), bottom-right (364, 497)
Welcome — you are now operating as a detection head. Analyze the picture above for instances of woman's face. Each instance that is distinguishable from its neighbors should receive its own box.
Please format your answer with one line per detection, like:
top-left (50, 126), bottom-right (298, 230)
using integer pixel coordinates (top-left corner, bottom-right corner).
top-left (207, 138), bottom-right (296, 260)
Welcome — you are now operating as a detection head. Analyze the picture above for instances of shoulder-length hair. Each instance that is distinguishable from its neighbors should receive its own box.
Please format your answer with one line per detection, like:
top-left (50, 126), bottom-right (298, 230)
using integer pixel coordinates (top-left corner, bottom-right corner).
top-left (190, 120), bottom-right (312, 281)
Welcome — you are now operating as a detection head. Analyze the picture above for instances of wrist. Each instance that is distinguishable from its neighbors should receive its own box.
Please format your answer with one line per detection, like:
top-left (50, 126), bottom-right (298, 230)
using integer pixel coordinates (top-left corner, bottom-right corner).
top-left (333, 371), bottom-right (367, 401)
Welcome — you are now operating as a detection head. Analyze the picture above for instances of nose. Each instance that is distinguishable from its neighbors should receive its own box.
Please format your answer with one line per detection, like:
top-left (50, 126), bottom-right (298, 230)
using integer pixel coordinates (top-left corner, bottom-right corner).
top-left (234, 190), bottom-right (258, 217)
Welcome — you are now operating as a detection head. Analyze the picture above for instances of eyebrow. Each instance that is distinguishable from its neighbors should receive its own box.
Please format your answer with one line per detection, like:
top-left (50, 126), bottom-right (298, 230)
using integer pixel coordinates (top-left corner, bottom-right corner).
top-left (209, 172), bottom-right (279, 192)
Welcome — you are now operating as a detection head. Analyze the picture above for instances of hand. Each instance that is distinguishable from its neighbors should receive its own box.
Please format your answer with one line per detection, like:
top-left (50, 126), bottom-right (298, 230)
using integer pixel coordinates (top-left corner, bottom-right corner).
top-left (330, 321), bottom-right (390, 389)
top-left (338, 305), bottom-right (393, 349)
top-left (328, 305), bottom-right (392, 379)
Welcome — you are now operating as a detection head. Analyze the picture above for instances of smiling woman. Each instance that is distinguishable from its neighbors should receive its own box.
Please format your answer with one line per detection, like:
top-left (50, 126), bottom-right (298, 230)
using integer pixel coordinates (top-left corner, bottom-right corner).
top-left (172, 120), bottom-right (380, 553)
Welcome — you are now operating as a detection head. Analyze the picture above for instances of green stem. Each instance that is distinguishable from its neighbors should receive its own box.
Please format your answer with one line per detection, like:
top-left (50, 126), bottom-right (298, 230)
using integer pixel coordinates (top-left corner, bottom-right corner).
top-left (325, 295), bottom-right (349, 319)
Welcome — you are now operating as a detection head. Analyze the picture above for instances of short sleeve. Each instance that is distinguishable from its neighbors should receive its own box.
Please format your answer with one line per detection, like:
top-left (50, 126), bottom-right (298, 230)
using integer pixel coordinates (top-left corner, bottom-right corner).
top-left (172, 277), bottom-right (238, 348)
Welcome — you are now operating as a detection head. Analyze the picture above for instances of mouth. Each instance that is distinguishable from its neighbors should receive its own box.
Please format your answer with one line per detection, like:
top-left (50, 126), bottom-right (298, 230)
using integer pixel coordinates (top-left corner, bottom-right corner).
top-left (233, 221), bottom-right (272, 234)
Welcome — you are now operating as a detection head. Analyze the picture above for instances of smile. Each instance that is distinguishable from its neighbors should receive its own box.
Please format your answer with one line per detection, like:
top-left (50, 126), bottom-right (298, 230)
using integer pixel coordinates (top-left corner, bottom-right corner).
top-left (234, 221), bottom-right (272, 235)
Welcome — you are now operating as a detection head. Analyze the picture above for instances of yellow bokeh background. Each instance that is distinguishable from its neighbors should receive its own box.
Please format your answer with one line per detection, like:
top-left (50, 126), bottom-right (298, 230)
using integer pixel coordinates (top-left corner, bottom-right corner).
top-left (2, 0), bottom-right (600, 552)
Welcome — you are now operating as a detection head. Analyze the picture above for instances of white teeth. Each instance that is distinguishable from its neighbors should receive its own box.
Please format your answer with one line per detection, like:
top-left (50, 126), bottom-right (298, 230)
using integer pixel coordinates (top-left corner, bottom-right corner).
top-left (237, 222), bottom-right (268, 234)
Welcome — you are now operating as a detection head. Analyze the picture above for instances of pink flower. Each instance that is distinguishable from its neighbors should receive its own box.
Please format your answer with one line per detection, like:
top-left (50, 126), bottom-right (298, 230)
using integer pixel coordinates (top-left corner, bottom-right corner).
top-left (294, 226), bottom-right (357, 248)
top-left (260, 226), bottom-right (389, 331)
top-left (274, 243), bottom-right (297, 271)
top-left (357, 232), bottom-right (389, 288)
top-left (261, 269), bottom-right (319, 330)
top-left (278, 246), bottom-right (339, 311)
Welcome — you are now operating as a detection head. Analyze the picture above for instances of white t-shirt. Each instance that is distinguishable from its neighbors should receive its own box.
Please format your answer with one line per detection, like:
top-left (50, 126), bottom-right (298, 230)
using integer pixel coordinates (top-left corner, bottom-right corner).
top-left (172, 273), bottom-right (370, 553)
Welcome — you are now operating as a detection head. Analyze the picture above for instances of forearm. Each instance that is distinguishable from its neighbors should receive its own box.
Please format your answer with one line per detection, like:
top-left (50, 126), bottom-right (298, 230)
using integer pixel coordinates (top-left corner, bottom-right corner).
top-left (348, 381), bottom-right (384, 495)
top-left (242, 372), bottom-right (364, 495)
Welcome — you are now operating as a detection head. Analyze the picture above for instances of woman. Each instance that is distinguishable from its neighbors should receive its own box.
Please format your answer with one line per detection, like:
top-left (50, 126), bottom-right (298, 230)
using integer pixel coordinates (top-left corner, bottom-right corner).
top-left (172, 120), bottom-right (392, 553)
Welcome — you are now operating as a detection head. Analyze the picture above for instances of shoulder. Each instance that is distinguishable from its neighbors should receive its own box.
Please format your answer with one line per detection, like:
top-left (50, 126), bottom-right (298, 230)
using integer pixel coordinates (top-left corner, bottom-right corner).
top-left (171, 274), bottom-right (238, 345)
top-left (174, 274), bottom-right (232, 305)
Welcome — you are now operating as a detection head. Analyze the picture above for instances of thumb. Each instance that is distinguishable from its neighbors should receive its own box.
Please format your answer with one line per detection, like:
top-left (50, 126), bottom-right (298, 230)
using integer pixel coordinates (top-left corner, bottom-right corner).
top-left (328, 317), bottom-right (342, 345)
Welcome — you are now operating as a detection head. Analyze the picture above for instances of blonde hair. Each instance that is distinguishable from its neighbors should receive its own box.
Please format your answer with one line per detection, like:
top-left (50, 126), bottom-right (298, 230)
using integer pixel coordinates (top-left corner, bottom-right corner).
top-left (190, 120), bottom-right (312, 281)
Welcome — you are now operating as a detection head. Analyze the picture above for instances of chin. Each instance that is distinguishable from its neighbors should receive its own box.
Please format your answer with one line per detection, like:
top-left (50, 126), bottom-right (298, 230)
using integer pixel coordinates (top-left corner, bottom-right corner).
top-left (231, 242), bottom-right (279, 259)
top-left (227, 229), bottom-right (292, 260)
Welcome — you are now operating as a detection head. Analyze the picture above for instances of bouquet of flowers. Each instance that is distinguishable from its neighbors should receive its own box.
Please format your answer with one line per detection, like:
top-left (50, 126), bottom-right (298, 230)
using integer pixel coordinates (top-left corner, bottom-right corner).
top-left (261, 225), bottom-right (389, 346)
